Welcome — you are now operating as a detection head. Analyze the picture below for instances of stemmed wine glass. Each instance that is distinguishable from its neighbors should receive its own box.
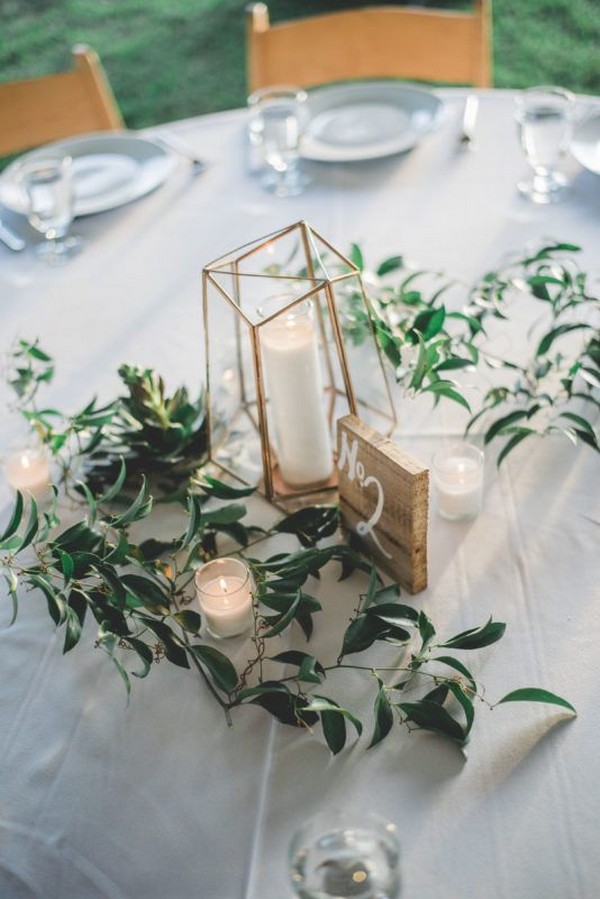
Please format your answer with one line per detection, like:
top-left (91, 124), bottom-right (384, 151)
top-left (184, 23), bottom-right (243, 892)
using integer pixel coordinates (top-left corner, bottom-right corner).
top-left (15, 153), bottom-right (83, 264)
top-left (248, 85), bottom-right (310, 197)
top-left (514, 85), bottom-right (575, 204)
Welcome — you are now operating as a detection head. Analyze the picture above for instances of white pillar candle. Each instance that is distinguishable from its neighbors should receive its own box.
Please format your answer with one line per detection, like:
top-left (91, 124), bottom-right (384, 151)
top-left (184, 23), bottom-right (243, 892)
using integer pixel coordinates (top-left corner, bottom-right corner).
top-left (260, 301), bottom-right (333, 487)
top-left (194, 558), bottom-right (253, 638)
top-left (432, 442), bottom-right (484, 521)
top-left (4, 446), bottom-right (51, 499)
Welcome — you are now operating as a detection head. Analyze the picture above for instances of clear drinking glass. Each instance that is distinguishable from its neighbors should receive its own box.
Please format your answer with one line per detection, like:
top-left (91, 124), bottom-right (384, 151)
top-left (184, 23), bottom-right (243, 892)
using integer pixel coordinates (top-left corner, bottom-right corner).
top-left (289, 809), bottom-right (401, 899)
top-left (247, 85), bottom-right (310, 197)
top-left (514, 85), bottom-right (575, 204)
top-left (16, 154), bottom-right (82, 264)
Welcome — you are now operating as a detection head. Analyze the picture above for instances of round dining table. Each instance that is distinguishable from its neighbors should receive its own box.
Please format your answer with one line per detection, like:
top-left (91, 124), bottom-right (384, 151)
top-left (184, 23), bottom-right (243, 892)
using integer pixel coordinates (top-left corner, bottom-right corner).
top-left (0, 88), bottom-right (599, 899)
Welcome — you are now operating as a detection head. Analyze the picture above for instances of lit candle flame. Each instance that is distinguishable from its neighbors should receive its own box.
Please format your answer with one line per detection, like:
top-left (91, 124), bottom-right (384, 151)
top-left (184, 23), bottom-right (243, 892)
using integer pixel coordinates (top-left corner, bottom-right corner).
top-left (21, 454), bottom-right (31, 469)
top-left (218, 577), bottom-right (229, 594)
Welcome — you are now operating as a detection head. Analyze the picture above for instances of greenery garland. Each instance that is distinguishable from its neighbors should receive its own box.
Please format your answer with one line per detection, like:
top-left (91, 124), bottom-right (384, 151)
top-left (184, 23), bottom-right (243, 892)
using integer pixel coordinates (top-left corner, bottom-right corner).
top-left (3, 238), bottom-right (596, 756)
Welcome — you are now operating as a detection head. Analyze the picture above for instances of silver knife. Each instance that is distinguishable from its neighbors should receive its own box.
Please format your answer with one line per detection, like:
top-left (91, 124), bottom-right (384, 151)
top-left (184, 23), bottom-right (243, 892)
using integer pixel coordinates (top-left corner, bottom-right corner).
top-left (0, 220), bottom-right (26, 252)
top-left (459, 95), bottom-right (479, 146)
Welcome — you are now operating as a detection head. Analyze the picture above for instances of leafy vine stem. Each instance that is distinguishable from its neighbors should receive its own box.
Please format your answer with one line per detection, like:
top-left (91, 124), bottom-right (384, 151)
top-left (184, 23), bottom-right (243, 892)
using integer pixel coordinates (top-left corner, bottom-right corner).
top-left (2, 237), bottom-right (593, 755)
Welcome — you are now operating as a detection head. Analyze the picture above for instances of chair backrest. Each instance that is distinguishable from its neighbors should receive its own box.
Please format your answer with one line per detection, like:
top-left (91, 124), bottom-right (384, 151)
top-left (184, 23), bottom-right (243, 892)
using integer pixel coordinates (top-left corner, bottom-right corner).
top-left (247, 2), bottom-right (493, 93)
top-left (0, 44), bottom-right (124, 157)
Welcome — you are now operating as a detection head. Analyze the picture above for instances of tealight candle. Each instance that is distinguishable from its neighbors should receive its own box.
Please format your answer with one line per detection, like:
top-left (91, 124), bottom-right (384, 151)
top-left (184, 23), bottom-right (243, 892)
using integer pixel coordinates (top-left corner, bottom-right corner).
top-left (4, 445), bottom-right (51, 499)
top-left (431, 442), bottom-right (484, 521)
top-left (194, 557), bottom-right (254, 639)
top-left (260, 300), bottom-right (333, 488)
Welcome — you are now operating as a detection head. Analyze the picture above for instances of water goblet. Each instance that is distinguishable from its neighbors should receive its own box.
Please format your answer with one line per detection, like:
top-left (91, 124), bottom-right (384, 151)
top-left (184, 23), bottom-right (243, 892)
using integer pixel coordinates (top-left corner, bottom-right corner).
top-left (289, 809), bottom-right (401, 899)
top-left (514, 85), bottom-right (575, 204)
top-left (247, 85), bottom-right (310, 197)
top-left (16, 154), bottom-right (82, 264)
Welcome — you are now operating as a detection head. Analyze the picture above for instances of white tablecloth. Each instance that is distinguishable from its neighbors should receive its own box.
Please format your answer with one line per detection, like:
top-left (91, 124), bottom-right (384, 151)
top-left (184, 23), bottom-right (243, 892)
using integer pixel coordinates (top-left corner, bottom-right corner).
top-left (1, 89), bottom-right (599, 899)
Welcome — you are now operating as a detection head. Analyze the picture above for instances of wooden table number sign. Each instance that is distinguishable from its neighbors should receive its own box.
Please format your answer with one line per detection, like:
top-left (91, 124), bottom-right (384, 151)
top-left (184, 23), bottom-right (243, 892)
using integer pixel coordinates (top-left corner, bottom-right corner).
top-left (337, 415), bottom-right (429, 594)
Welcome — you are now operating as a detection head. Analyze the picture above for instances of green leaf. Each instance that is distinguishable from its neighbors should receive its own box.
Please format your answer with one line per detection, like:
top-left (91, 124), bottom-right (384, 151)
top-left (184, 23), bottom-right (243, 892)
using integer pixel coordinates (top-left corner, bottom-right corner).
top-left (180, 492), bottom-right (204, 550)
top-left (409, 306), bottom-right (446, 342)
top-left (536, 323), bottom-right (590, 357)
top-left (63, 605), bottom-right (83, 653)
top-left (423, 380), bottom-right (471, 412)
top-left (173, 610), bottom-right (202, 634)
top-left (368, 684), bottom-right (394, 748)
top-left (376, 255), bottom-right (404, 277)
top-left (122, 637), bottom-right (154, 678)
top-left (0, 491), bottom-right (24, 541)
top-left (196, 475), bottom-right (255, 499)
top-left (3, 570), bottom-right (19, 626)
top-left (349, 243), bottom-right (364, 271)
top-left (19, 496), bottom-right (39, 550)
top-left (98, 457), bottom-right (127, 503)
top-left (433, 655), bottom-right (477, 693)
top-left (240, 682), bottom-right (319, 728)
top-left (484, 410), bottom-right (529, 444)
top-left (446, 680), bottom-right (475, 736)
top-left (191, 644), bottom-right (238, 692)
top-left (307, 697), bottom-right (363, 754)
top-left (53, 520), bottom-right (102, 554)
top-left (341, 614), bottom-right (389, 656)
top-left (262, 590), bottom-right (302, 637)
top-left (497, 688), bottom-right (576, 714)
top-left (274, 505), bottom-right (339, 547)
top-left (371, 583), bottom-right (402, 606)
top-left (440, 617), bottom-right (506, 650)
top-left (120, 574), bottom-right (171, 612)
top-left (56, 549), bottom-right (74, 583)
top-left (269, 650), bottom-right (325, 684)
top-left (29, 574), bottom-right (66, 626)
top-left (497, 429), bottom-right (535, 466)
top-left (434, 357), bottom-right (475, 372)
top-left (398, 699), bottom-right (466, 743)
top-left (201, 503), bottom-right (246, 525)
top-left (110, 477), bottom-right (152, 528)
top-left (579, 366), bottom-right (600, 390)
top-left (139, 617), bottom-right (189, 668)
top-left (418, 610), bottom-right (436, 649)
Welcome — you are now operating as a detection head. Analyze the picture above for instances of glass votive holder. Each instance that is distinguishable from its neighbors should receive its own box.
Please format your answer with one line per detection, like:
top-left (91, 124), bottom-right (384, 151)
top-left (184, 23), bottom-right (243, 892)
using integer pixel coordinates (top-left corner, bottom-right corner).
top-left (289, 809), bottom-right (401, 899)
top-left (431, 441), bottom-right (484, 522)
top-left (3, 440), bottom-right (52, 500)
top-left (194, 557), bottom-right (254, 639)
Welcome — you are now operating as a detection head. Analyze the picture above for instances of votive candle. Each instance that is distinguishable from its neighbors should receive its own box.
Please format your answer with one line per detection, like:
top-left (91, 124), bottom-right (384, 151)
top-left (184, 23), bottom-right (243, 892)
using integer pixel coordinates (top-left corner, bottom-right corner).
top-left (432, 442), bottom-right (484, 521)
top-left (194, 557), bottom-right (254, 638)
top-left (4, 445), bottom-right (51, 499)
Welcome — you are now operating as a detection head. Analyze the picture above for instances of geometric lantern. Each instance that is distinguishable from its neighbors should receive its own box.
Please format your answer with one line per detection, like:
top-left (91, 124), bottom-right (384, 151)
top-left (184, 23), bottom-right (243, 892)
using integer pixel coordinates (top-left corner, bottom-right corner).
top-left (202, 220), bottom-right (396, 505)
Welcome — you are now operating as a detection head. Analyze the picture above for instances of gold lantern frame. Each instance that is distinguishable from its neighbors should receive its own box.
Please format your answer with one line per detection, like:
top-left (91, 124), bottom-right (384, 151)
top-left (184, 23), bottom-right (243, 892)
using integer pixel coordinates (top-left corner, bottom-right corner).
top-left (202, 220), bottom-right (396, 504)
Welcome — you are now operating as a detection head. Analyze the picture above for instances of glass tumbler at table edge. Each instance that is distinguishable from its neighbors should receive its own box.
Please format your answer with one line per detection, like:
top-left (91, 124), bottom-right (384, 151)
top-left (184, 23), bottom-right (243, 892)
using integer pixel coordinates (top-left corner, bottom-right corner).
top-left (514, 85), bottom-right (575, 204)
top-left (288, 809), bottom-right (401, 899)
top-left (247, 85), bottom-right (311, 197)
top-left (14, 153), bottom-right (83, 264)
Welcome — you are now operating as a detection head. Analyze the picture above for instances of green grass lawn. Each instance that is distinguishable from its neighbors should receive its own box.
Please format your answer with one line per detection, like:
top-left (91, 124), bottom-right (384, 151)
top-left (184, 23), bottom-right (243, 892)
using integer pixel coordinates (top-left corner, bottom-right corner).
top-left (1, 0), bottom-right (599, 130)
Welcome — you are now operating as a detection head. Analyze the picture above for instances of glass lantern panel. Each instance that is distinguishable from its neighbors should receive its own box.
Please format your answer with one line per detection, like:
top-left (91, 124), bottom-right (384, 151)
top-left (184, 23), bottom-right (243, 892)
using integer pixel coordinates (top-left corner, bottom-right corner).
top-left (203, 273), bottom-right (265, 488)
top-left (329, 272), bottom-right (396, 434)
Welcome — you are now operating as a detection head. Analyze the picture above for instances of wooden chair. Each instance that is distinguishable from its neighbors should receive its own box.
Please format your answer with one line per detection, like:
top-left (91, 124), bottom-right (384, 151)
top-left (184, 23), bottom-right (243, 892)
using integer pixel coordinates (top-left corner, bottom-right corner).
top-left (247, 2), bottom-right (493, 93)
top-left (0, 44), bottom-right (124, 157)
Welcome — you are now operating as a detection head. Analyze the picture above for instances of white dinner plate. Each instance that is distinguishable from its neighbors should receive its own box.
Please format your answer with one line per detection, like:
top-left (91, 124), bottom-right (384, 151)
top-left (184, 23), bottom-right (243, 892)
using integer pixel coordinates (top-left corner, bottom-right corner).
top-left (0, 132), bottom-right (176, 217)
top-left (302, 81), bottom-right (444, 162)
top-left (570, 110), bottom-right (600, 175)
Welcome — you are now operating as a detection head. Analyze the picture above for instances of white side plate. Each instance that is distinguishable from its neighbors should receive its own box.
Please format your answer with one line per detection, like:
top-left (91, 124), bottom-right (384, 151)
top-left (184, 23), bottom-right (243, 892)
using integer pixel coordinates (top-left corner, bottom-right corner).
top-left (302, 81), bottom-right (445, 162)
top-left (0, 132), bottom-right (176, 217)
